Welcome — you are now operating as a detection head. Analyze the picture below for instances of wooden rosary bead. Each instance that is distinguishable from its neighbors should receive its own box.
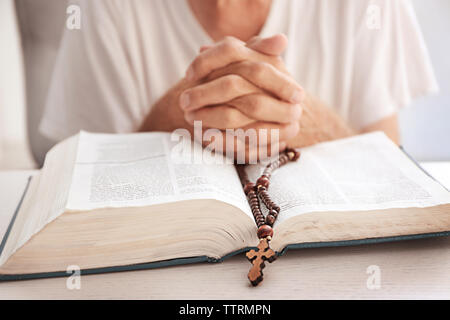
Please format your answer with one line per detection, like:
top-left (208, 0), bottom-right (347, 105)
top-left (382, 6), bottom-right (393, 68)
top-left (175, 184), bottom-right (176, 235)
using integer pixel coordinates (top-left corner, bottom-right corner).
top-left (254, 213), bottom-right (263, 218)
top-left (257, 225), bottom-right (274, 239)
top-left (258, 189), bottom-right (276, 211)
top-left (240, 149), bottom-right (301, 242)
top-left (244, 182), bottom-right (255, 195)
top-left (239, 149), bottom-right (304, 285)
top-left (246, 198), bottom-right (262, 217)
top-left (256, 175), bottom-right (270, 189)
top-left (262, 171), bottom-right (272, 179)
top-left (279, 154), bottom-right (289, 164)
top-left (269, 209), bottom-right (279, 217)
top-left (250, 204), bottom-right (261, 212)
top-left (263, 165), bottom-right (273, 177)
top-left (286, 148), bottom-right (301, 161)
top-left (265, 214), bottom-right (275, 226)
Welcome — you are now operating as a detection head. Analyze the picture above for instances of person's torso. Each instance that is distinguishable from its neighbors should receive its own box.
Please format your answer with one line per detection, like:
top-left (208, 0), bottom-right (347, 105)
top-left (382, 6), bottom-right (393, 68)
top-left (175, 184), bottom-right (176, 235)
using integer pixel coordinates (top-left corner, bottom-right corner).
top-left (121, 0), bottom-right (363, 122)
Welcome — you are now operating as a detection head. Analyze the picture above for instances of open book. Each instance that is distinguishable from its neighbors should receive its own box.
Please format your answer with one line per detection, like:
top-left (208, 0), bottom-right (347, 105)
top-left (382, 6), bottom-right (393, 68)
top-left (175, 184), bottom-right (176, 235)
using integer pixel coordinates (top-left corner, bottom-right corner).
top-left (0, 131), bottom-right (449, 280)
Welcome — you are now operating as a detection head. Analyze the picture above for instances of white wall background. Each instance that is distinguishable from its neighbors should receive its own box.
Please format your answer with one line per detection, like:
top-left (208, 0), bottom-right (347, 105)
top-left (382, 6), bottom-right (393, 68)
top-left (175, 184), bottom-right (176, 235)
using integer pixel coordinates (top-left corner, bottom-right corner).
top-left (399, 0), bottom-right (450, 161)
top-left (0, 0), bottom-right (448, 169)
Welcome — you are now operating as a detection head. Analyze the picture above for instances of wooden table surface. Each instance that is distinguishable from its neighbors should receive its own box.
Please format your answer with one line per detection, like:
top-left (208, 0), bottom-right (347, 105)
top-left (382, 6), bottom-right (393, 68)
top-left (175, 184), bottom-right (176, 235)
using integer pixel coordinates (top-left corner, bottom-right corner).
top-left (0, 163), bottom-right (449, 300)
top-left (0, 236), bottom-right (449, 300)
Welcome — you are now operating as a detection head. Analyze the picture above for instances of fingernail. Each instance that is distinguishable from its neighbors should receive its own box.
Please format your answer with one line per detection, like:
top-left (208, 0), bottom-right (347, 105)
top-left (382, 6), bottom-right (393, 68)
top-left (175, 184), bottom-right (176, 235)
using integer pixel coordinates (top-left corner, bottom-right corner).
top-left (186, 66), bottom-right (195, 81)
top-left (290, 89), bottom-right (303, 103)
top-left (180, 92), bottom-right (190, 109)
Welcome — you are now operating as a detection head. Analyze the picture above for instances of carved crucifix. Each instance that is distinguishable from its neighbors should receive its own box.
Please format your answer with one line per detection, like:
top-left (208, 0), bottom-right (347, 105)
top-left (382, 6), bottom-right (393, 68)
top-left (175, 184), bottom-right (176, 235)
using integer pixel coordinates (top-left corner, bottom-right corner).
top-left (246, 238), bottom-right (277, 286)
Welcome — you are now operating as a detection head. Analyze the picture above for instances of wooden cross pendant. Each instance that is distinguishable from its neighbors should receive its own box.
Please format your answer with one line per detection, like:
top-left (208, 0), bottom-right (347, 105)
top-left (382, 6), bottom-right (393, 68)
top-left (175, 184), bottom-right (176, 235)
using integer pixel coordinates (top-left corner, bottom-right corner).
top-left (246, 237), bottom-right (277, 286)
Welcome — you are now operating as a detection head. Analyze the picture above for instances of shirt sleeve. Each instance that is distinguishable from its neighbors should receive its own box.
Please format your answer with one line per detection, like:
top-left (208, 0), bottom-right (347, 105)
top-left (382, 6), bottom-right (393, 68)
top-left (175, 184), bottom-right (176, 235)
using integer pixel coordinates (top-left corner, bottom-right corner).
top-left (348, 0), bottom-right (438, 130)
top-left (39, 0), bottom-right (148, 141)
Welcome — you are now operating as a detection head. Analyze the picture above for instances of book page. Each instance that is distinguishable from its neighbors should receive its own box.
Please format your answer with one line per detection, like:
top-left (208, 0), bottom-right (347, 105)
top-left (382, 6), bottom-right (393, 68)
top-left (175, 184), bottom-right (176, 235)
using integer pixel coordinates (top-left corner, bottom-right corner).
top-left (65, 132), bottom-right (251, 217)
top-left (246, 132), bottom-right (450, 224)
top-left (0, 136), bottom-right (78, 266)
top-left (0, 170), bottom-right (38, 242)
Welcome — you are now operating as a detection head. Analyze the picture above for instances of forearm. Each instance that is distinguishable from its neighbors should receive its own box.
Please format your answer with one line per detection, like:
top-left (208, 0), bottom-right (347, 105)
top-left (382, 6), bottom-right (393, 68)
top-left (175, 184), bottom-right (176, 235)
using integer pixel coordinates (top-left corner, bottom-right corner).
top-left (361, 113), bottom-right (400, 145)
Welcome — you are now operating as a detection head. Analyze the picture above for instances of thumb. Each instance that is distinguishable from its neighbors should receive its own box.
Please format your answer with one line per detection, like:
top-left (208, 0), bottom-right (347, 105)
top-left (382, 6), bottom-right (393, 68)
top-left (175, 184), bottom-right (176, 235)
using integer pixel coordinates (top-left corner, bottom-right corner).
top-left (246, 33), bottom-right (288, 56)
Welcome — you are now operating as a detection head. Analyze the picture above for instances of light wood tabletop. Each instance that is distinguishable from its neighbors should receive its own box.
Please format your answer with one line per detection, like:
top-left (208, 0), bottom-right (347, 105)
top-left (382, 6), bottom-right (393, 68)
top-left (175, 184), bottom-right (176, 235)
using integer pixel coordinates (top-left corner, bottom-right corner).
top-left (0, 163), bottom-right (449, 300)
top-left (0, 236), bottom-right (449, 300)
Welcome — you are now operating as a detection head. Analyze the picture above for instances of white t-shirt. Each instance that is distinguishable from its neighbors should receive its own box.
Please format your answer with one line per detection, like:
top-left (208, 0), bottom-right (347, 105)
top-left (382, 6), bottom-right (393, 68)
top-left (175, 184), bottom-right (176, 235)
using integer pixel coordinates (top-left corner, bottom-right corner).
top-left (40, 0), bottom-right (438, 143)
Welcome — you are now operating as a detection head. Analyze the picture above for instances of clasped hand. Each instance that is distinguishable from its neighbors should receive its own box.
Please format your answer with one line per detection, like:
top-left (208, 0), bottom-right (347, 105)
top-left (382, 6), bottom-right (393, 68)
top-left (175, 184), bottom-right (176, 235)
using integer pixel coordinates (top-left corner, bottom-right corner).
top-left (179, 34), bottom-right (304, 161)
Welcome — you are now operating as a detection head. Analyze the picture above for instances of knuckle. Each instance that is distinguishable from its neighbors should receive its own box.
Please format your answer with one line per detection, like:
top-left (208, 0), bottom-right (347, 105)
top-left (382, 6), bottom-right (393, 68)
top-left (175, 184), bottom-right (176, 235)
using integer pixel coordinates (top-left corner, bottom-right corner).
top-left (221, 40), bottom-right (239, 56)
top-left (191, 57), bottom-right (206, 74)
top-left (221, 108), bottom-right (237, 127)
top-left (281, 84), bottom-right (295, 101)
top-left (248, 62), bottom-right (267, 79)
top-left (285, 121), bottom-right (300, 136)
top-left (271, 57), bottom-right (285, 70)
top-left (223, 36), bottom-right (241, 48)
top-left (223, 36), bottom-right (237, 44)
top-left (221, 37), bottom-right (244, 58)
top-left (246, 95), bottom-right (263, 115)
top-left (287, 103), bottom-right (302, 120)
top-left (221, 75), bottom-right (241, 92)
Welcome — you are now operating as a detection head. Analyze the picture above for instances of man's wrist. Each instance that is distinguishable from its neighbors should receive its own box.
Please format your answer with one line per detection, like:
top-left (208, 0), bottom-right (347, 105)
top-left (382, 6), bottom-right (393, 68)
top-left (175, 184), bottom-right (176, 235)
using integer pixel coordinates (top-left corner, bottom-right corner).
top-left (287, 91), bottom-right (354, 148)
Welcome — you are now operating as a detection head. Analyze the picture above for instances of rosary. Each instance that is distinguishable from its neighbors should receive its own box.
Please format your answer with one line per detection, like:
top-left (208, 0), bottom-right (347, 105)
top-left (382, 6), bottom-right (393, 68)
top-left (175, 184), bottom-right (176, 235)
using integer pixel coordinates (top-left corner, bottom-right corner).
top-left (236, 148), bottom-right (301, 286)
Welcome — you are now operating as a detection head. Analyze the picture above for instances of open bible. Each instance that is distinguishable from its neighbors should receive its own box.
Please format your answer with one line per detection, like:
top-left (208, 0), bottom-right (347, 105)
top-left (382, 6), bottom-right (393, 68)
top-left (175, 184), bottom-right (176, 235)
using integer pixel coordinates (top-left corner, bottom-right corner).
top-left (0, 131), bottom-right (449, 280)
